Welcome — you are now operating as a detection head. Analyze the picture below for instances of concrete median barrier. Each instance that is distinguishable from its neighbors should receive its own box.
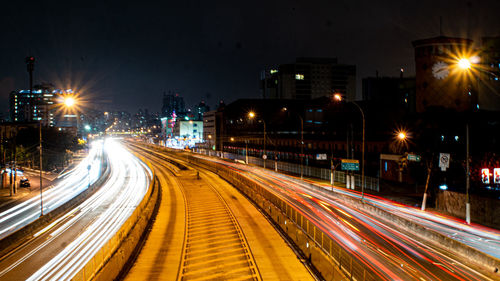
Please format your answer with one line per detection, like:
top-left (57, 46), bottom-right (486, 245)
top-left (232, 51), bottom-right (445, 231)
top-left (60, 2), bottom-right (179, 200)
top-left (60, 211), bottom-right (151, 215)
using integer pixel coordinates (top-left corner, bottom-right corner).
top-left (73, 154), bottom-right (160, 281)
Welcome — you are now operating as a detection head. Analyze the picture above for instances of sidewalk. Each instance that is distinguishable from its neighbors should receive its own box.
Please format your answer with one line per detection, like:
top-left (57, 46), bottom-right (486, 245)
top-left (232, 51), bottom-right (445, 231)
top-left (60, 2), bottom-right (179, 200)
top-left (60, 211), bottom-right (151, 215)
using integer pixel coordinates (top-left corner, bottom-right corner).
top-left (0, 152), bottom-right (85, 211)
top-left (0, 174), bottom-right (54, 211)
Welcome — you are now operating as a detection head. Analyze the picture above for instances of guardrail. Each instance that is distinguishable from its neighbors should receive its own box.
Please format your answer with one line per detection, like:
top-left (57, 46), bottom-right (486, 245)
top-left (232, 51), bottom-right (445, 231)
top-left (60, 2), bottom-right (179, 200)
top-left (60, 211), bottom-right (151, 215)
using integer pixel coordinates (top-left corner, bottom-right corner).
top-left (180, 153), bottom-right (377, 281)
top-left (190, 150), bottom-right (500, 276)
top-left (0, 151), bottom-right (111, 258)
top-left (72, 155), bottom-right (159, 281)
top-left (195, 148), bottom-right (379, 192)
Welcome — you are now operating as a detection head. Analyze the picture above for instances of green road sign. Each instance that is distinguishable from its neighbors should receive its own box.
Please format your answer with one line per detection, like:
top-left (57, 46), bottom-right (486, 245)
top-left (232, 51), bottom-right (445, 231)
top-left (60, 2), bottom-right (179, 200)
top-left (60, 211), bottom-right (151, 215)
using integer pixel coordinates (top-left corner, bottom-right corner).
top-left (407, 154), bottom-right (421, 162)
top-left (341, 159), bottom-right (359, 171)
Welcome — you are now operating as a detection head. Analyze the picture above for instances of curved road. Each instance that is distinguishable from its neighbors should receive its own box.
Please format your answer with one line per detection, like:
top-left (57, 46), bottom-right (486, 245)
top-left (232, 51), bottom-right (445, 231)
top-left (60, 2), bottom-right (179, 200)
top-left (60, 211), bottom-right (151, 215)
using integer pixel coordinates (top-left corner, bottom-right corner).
top-left (0, 141), bottom-right (103, 240)
top-left (189, 152), bottom-right (498, 280)
top-left (0, 138), bottom-right (150, 281)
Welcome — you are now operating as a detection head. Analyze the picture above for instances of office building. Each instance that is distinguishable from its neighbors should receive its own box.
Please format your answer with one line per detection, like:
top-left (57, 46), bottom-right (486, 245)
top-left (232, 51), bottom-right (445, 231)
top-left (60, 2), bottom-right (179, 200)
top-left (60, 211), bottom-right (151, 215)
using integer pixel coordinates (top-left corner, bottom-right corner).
top-left (362, 76), bottom-right (416, 112)
top-left (9, 83), bottom-right (76, 127)
top-left (260, 57), bottom-right (356, 101)
top-left (161, 91), bottom-right (186, 118)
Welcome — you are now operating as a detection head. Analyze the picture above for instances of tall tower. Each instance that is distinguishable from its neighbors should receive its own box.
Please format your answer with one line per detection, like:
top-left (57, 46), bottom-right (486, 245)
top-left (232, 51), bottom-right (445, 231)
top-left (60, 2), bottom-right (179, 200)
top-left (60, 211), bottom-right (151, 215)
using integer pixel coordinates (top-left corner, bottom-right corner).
top-left (412, 36), bottom-right (477, 112)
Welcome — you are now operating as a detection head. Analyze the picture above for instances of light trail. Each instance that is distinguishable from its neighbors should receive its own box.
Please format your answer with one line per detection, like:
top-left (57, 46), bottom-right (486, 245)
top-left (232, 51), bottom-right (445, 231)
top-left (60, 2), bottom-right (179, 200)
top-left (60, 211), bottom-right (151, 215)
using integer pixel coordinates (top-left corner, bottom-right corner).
top-left (24, 138), bottom-right (150, 281)
top-left (193, 153), bottom-right (498, 280)
top-left (0, 141), bottom-right (103, 240)
top-left (0, 139), bottom-right (150, 281)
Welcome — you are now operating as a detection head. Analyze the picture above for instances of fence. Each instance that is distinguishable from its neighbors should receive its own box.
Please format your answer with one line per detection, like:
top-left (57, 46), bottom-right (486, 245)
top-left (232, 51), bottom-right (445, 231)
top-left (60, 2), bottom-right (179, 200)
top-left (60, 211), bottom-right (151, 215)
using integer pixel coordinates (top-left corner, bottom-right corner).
top-left (184, 151), bottom-right (379, 281)
top-left (195, 148), bottom-right (379, 192)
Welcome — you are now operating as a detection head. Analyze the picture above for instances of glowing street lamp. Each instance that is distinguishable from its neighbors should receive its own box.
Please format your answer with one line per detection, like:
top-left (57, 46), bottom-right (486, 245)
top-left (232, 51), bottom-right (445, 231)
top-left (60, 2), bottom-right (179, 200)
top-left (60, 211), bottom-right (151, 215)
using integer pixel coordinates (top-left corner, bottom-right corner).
top-left (64, 96), bottom-right (76, 107)
top-left (398, 132), bottom-right (407, 140)
top-left (457, 58), bottom-right (472, 70)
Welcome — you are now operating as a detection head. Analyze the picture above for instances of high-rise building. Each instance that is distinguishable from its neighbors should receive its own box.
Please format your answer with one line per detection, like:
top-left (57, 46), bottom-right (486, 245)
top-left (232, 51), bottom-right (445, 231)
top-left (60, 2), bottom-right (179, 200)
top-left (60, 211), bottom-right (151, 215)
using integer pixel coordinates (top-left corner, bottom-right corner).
top-left (161, 91), bottom-right (186, 118)
top-left (195, 100), bottom-right (210, 120)
top-left (412, 36), bottom-right (477, 112)
top-left (260, 57), bottom-right (356, 101)
top-left (9, 83), bottom-right (73, 127)
top-left (362, 76), bottom-right (416, 111)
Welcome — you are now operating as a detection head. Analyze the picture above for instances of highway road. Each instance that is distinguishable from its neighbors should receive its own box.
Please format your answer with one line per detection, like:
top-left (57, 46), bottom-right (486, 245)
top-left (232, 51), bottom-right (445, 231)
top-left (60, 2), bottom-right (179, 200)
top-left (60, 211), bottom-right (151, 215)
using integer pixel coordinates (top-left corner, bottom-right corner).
top-left (0, 141), bottom-right (103, 240)
top-left (0, 138), bottom-right (151, 281)
top-left (187, 152), bottom-right (499, 280)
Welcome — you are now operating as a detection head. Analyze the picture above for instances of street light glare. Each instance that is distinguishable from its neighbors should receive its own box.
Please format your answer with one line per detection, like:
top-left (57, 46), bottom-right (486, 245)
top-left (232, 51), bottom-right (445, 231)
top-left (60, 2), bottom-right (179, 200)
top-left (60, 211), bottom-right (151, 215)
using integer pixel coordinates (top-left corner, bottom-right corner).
top-left (64, 97), bottom-right (76, 107)
top-left (333, 93), bottom-right (342, 101)
top-left (458, 58), bottom-right (471, 69)
top-left (398, 132), bottom-right (406, 140)
top-left (248, 111), bottom-right (255, 118)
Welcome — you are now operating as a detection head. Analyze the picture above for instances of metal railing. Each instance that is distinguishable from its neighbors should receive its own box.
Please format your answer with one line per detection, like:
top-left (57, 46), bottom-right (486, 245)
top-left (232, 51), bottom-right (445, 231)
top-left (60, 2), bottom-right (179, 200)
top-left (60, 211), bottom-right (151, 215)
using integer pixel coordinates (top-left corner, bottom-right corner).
top-left (184, 152), bottom-right (378, 281)
top-left (195, 148), bottom-right (379, 192)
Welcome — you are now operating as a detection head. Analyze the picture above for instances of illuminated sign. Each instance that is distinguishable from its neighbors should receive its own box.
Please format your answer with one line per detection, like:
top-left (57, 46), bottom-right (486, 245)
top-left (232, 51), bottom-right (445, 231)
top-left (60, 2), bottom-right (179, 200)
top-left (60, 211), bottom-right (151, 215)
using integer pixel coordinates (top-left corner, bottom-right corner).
top-left (494, 168), bottom-right (500, 184)
top-left (481, 168), bottom-right (490, 184)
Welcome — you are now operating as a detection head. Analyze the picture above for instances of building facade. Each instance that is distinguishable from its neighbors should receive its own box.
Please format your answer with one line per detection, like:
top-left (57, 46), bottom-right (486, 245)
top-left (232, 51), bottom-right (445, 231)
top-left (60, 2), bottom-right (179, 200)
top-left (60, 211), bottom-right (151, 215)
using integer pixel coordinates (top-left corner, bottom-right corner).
top-left (261, 58), bottom-right (356, 101)
top-left (478, 36), bottom-right (500, 111)
top-left (412, 36), bottom-right (477, 112)
top-left (362, 76), bottom-right (416, 112)
top-left (161, 91), bottom-right (186, 118)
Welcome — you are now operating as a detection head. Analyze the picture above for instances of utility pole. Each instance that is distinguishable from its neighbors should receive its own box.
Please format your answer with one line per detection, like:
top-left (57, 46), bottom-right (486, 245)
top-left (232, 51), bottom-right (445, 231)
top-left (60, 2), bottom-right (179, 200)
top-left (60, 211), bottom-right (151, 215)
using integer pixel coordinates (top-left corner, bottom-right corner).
top-left (26, 56), bottom-right (43, 215)
top-left (466, 123), bottom-right (470, 224)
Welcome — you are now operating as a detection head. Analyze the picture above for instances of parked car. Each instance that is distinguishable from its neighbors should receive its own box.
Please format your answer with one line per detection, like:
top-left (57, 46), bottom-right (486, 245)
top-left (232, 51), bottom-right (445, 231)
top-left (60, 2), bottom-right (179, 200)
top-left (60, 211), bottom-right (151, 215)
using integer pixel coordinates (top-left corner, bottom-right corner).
top-left (20, 177), bottom-right (30, 187)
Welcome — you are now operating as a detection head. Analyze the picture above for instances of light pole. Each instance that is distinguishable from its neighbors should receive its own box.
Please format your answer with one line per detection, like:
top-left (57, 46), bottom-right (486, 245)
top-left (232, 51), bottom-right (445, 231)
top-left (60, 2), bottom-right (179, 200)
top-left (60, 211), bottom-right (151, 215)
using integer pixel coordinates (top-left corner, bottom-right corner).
top-left (334, 94), bottom-right (366, 202)
top-left (456, 57), bottom-right (473, 224)
top-left (248, 111), bottom-right (267, 169)
top-left (39, 96), bottom-right (76, 216)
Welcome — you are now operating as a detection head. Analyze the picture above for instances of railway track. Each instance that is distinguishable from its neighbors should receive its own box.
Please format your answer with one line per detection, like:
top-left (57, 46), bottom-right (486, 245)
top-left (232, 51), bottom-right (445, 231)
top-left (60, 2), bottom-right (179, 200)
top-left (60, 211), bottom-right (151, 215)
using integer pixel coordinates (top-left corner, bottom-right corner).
top-left (127, 143), bottom-right (262, 281)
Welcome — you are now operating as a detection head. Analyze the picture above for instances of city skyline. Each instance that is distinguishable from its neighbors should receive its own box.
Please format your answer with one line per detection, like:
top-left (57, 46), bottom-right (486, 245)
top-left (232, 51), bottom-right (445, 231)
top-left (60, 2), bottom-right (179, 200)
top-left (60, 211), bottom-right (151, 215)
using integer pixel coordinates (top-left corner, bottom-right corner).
top-left (1, 0), bottom-right (500, 114)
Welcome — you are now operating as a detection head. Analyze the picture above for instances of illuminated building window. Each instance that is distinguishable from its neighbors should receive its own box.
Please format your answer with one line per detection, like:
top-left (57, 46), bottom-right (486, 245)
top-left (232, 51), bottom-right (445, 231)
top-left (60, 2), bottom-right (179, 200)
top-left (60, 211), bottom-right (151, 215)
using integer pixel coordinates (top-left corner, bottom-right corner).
top-left (295, 74), bottom-right (304, 80)
top-left (270, 69), bottom-right (278, 74)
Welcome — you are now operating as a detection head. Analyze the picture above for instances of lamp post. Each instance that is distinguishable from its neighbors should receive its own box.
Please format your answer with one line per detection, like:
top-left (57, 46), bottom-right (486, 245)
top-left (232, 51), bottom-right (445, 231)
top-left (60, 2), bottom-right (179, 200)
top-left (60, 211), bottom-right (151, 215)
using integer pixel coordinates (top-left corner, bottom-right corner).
top-left (334, 94), bottom-right (366, 202)
top-left (456, 57), bottom-right (473, 224)
top-left (39, 96), bottom-right (76, 216)
top-left (248, 111), bottom-right (267, 169)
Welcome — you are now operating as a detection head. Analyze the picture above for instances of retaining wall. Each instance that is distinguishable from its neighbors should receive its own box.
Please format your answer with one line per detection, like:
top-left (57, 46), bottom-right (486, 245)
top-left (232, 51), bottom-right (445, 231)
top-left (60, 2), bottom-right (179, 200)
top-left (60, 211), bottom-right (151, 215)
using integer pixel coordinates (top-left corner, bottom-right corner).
top-left (436, 190), bottom-right (500, 229)
top-left (71, 155), bottom-right (159, 281)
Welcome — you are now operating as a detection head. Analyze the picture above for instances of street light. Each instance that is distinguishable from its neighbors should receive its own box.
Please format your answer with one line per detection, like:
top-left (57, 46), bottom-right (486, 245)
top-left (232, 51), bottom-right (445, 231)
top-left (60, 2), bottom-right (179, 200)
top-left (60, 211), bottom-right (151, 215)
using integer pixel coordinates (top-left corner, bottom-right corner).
top-left (398, 131), bottom-right (407, 140)
top-left (39, 95), bottom-right (77, 216)
top-left (248, 111), bottom-right (267, 168)
top-left (334, 94), bottom-right (366, 202)
top-left (458, 58), bottom-right (472, 70)
top-left (455, 57), bottom-right (473, 224)
top-left (64, 97), bottom-right (76, 107)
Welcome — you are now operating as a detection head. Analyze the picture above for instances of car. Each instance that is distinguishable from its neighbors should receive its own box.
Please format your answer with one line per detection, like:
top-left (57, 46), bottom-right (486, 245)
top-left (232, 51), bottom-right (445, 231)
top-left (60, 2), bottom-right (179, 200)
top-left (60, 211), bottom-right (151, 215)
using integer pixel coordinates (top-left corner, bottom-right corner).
top-left (20, 177), bottom-right (30, 187)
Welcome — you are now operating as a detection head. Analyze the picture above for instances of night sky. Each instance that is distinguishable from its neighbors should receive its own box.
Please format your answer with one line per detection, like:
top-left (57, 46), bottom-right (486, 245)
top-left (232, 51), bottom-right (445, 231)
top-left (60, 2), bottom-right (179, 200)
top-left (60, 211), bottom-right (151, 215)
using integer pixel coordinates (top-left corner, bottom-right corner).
top-left (1, 0), bottom-right (499, 114)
